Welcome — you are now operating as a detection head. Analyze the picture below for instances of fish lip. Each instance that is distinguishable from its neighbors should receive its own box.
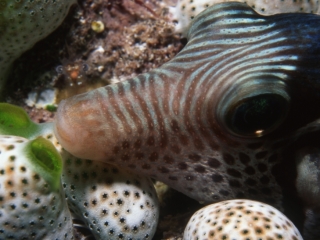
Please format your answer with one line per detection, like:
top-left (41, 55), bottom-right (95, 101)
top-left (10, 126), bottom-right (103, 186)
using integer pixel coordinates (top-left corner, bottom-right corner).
top-left (54, 99), bottom-right (74, 151)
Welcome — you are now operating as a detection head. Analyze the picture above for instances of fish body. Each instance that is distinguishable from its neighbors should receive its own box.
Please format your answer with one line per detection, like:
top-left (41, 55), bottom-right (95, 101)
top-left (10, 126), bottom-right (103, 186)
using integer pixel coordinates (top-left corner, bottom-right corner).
top-left (54, 3), bottom-right (320, 210)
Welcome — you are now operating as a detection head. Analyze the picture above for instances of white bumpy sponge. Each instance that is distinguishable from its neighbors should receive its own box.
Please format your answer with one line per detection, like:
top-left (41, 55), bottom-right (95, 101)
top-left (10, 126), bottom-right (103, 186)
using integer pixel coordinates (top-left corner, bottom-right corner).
top-left (0, 0), bottom-right (76, 94)
top-left (184, 199), bottom-right (303, 240)
top-left (61, 153), bottom-right (160, 240)
top-left (0, 102), bottom-right (160, 239)
top-left (0, 135), bottom-right (73, 239)
top-left (169, 0), bottom-right (320, 35)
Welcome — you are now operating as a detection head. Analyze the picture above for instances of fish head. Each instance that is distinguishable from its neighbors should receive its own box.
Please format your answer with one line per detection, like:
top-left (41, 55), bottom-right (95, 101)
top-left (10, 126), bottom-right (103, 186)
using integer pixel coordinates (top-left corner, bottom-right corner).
top-left (54, 2), bottom-right (320, 207)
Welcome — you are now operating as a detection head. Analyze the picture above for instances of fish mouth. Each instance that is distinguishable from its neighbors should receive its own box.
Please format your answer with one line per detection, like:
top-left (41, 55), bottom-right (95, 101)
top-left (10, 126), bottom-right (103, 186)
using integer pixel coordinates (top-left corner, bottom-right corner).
top-left (54, 98), bottom-right (92, 159)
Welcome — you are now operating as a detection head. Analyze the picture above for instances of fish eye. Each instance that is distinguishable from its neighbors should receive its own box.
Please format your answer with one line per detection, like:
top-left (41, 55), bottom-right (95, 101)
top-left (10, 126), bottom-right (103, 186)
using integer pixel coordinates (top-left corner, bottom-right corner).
top-left (225, 94), bottom-right (289, 137)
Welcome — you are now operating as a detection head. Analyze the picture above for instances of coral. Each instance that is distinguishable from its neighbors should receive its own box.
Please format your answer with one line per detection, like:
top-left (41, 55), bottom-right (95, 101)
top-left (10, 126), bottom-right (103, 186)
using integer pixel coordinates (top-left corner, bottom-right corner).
top-left (62, 154), bottom-right (159, 240)
top-left (0, 103), bottom-right (54, 139)
top-left (169, 0), bottom-right (320, 35)
top-left (183, 199), bottom-right (303, 239)
top-left (0, 135), bottom-right (73, 239)
top-left (0, 0), bottom-right (76, 96)
top-left (0, 102), bottom-right (160, 239)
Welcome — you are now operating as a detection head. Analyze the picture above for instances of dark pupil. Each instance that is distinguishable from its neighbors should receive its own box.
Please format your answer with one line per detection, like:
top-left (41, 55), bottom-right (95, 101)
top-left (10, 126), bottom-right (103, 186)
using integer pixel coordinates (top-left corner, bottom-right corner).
top-left (228, 94), bottom-right (287, 135)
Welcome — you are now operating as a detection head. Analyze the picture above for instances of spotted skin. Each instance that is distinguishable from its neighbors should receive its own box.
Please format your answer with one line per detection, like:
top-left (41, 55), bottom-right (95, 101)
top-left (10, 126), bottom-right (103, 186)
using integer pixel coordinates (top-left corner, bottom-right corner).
top-left (55, 2), bottom-right (320, 214)
top-left (184, 199), bottom-right (303, 240)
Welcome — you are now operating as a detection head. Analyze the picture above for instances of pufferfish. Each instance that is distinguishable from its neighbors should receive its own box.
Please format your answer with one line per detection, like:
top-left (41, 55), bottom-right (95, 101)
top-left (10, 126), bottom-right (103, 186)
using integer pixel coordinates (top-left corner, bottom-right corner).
top-left (54, 2), bottom-right (320, 236)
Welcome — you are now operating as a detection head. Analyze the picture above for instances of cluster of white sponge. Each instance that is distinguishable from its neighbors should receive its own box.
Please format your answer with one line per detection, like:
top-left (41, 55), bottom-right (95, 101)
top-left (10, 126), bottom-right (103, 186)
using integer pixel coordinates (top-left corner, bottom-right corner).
top-left (0, 135), bottom-right (73, 239)
top-left (62, 153), bottom-right (159, 240)
top-left (184, 199), bottom-right (303, 240)
top-left (0, 103), bottom-right (160, 239)
top-left (169, 0), bottom-right (320, 35)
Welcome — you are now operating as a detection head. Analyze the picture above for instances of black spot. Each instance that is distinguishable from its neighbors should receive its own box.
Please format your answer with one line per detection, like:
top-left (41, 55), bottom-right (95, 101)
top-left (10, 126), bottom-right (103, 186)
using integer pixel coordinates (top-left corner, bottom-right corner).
top-left (157, 166), bottom-right (169, 173)
top-left (257, 163), bottom-right (268, 172)
top-left (163, 155), bottom-right (174, 164)
top-left (207, 157), bottom-right (221, 168)
top-left (188, 154), bottom-right (201, 162)
top-left (244, 166), bottom-right (256, 175)
top-left (177, 162), bottom-right (188, 170)
top-left (82, 172), bottom-right (89, 179)
top-left (171, 119), bottom-right (180, 132)
top-left (147, 136), bottom-right (155, 146)
top-left (124, 190), bottom-right (130, 197)
top-left (239, 153), bottom-right (250, 165)
top-left (229, 179), bottom-right (241, 188)
top-left (244, 178), bottom-right (257, 186)
top-left (194, 165), bottom-right (206, 173)
top-left (148, 152), bottom-right (158, 162)
top-left (227, 168), bottom-right (242, 178)
top-left (223, 153), bottom-right (235, 165)
top-left (168, 176), bottom-right (178, 181)
top-left (211, 174), bottom-right (223, 183)
top-left (134, 139), bottom-right (142, 149)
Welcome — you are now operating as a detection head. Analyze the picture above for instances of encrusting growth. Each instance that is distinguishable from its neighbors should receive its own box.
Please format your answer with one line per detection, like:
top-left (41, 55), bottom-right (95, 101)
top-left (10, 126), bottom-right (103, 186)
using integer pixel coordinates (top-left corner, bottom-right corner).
top-left (62, 154), bottom-right (159, 240)
top-left (169, 0), bottom-right (320, 35)
top-left (183, 199), bottom-right (303, 240)
top-left (0, 102), bottom-right (160, 239)
top-left (0, 135), bottom-right (73, 239)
